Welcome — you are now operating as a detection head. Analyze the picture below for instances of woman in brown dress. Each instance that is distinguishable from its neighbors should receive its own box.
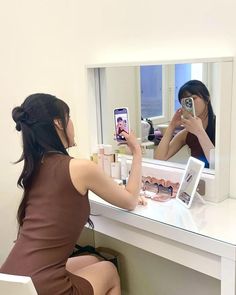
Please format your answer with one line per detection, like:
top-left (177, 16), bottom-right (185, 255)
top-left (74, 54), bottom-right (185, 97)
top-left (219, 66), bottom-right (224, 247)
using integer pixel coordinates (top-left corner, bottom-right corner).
top-left (0, 93), bottom-right (143, 295)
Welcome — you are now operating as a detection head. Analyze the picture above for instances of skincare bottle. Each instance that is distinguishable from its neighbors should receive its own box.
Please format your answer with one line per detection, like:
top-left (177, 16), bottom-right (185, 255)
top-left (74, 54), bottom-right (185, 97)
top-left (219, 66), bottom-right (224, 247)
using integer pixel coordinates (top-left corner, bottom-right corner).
top-left (120, 156), bottom-right (128, 185)
top-left (111, 150), bottom-right (121, 179)
top-left (103, 145), bottom-right (114, 176)
top-left (90, 147), bottom-right (98, 164)
top-left (97, 144), bottom-right (104, 170)
top-left (117, 143), bottom-right (131, 155)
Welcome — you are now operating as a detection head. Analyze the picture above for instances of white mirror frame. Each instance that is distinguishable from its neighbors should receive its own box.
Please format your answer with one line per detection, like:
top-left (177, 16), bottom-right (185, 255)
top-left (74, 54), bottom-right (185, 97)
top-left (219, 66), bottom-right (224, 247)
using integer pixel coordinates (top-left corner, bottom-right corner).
top-left (86, 57), bottom-right (233, 203)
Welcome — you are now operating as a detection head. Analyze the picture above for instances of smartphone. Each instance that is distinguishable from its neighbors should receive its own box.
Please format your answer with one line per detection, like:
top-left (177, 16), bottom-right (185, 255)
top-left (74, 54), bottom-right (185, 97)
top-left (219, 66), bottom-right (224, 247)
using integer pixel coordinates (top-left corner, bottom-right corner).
top-left (114, 107), bottom-right (130, 142)
top-left (181, 97), bottom-right (196, 119)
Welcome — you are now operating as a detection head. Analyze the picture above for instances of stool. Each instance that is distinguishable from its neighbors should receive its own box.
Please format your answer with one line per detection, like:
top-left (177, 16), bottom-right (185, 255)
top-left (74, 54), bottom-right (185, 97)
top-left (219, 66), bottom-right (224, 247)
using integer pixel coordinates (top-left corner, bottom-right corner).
top-left (0, 273), bottom-right (37, 295)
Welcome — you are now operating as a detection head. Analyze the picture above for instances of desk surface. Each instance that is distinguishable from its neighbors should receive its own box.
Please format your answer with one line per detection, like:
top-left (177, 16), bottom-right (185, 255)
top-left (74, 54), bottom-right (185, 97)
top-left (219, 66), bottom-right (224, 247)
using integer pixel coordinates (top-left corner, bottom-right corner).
top-left (89, 192), bottom-right (236, 246)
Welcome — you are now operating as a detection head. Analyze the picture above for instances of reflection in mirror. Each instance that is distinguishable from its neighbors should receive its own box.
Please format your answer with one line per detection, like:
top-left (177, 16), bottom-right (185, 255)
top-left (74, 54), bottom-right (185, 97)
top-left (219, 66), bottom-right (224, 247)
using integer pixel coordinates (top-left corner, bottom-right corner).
top-left (97, 61), bottom-right (228, 171)
top-left (154, 79), bottom-right (215, 169)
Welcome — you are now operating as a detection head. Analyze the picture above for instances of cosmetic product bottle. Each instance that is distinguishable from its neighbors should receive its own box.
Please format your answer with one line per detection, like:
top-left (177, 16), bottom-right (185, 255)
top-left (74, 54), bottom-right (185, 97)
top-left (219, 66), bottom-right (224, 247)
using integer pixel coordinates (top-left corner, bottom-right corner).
top-left (117, 143), bottom-right (128, 155)
top-left (97, 144), bottom-right (104, 170)
top-left (120, 156), bottom-right (128, 185)
top-left (91, 147), bottom-right (98, 164)
top-left (103, 144), bottom-right (114, 176)
top-left (111, 150), bottom-right (121, 179)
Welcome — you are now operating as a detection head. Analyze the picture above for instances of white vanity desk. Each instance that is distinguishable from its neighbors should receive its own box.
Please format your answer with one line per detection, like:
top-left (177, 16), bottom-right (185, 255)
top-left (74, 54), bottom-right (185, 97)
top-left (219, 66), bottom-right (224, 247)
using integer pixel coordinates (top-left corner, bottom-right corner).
top-left (89, 192), bottom-right (236, 295)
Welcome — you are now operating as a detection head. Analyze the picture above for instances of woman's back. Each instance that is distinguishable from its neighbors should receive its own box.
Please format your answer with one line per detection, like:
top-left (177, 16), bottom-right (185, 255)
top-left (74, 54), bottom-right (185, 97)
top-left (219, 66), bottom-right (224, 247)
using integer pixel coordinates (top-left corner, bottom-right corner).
top-left (3, 93), bottom-right (143, 295)
top-left (0, 153), bottom-right (92, 294)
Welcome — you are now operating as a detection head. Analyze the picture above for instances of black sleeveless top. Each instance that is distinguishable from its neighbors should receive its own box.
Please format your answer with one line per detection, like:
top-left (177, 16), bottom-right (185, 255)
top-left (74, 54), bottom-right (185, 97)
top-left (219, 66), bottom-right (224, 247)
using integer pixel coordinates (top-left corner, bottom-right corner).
top-left (186, 115), bottom-right (215, 168)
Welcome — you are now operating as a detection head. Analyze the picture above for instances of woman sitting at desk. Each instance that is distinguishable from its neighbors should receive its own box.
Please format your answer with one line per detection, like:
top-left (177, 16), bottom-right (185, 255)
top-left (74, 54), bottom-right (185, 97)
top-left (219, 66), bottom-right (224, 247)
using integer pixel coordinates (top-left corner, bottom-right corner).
top-left (0, 93), bottom-right (144, 295)
top-left (154, 80), bottom-right (215, 168)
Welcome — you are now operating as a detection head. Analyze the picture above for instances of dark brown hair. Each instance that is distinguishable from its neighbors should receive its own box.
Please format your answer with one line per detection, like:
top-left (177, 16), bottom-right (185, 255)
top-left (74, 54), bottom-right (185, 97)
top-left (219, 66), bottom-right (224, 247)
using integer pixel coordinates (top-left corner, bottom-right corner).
top-left (178, 80), bottom-right (215, 145)
top-left (12, 93), bottom-right (70, 227)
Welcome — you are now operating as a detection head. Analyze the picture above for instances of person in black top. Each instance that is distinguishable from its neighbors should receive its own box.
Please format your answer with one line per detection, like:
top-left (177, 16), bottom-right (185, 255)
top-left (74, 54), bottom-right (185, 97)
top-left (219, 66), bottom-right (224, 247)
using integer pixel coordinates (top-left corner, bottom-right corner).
top-left (154, 80), bottom-right (215, 168)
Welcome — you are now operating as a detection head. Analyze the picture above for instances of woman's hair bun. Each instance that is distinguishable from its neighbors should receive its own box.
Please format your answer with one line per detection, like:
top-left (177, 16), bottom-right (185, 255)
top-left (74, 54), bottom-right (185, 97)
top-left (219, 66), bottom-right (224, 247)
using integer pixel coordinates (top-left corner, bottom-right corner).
top-left (12, 106), bottom-right (29, 131)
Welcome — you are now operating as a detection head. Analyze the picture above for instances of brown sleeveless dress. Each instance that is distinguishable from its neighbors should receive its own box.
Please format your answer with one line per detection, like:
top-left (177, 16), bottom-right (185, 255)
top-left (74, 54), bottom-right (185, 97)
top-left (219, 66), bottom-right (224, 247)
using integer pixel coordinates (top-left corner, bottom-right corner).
top-left (0, 154), bottom-right (94, 295)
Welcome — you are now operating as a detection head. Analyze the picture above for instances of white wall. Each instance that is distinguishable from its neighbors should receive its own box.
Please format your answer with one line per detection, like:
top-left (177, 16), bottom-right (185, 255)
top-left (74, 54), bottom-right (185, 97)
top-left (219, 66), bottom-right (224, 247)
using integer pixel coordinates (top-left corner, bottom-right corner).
top-left (101, 67), bottom-right (140, 149)
top-left (1, 0), bottom-right (236, 293)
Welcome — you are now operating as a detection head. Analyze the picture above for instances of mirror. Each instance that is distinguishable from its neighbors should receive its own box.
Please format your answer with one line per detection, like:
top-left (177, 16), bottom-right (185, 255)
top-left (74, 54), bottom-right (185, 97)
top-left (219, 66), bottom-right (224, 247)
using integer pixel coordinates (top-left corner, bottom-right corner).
top-left (88, 58), bottom-right (232, 177)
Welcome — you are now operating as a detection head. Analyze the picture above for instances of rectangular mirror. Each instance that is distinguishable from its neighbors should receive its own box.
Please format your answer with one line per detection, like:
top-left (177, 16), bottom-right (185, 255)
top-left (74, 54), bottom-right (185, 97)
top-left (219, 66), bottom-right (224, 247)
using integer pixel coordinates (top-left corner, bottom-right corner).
top-left (87, 57), bottom-right (233, 201)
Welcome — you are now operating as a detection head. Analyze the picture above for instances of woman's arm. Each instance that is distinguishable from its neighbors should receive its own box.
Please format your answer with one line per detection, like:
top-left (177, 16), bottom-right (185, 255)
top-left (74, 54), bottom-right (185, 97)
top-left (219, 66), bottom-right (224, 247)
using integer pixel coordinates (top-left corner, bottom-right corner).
top-left (154, 109), bottom-right (187, 160)
top-left (70, 132), bottom-right (142, 211)
top-left (181, 116), bottom-right (214, 162)
top-left (196, 130), bottom-right (215, 162)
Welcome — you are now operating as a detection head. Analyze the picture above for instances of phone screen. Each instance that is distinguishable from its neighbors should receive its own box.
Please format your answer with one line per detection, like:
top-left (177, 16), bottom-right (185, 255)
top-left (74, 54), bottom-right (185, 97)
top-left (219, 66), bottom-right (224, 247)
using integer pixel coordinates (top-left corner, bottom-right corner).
top-left (114, 108), bottom-right (129, 141)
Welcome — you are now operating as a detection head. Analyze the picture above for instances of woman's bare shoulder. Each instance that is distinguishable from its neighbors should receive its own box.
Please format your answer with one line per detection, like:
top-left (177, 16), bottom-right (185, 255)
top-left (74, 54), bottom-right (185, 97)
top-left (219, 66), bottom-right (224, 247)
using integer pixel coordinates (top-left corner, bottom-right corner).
top-left (69, 159), bottom-right (98, 195)
top-left (70, 158), bottom-right (97, 175)
top-left (70, 158), bottom-right (92, 166)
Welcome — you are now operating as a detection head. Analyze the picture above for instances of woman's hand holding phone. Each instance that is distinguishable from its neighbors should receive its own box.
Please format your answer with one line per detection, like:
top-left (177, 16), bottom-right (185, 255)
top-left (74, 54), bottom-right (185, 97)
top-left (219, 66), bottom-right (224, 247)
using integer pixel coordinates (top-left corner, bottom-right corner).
top-left (119, 131), bottom-right (141, 156)
top-left (181, 116), bottom-right (204, 137)
top-left (169, 109), bottom-right (183, 129)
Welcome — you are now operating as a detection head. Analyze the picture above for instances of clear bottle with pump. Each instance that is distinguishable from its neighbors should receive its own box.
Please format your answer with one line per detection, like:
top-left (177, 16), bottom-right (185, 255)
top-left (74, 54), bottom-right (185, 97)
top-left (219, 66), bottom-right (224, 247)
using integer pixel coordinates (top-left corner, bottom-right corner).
top-left (103, 145), bottom-right (114, 176)
top-left (97, 144), bottom-right (104, 170)
top-left (90, 147), bottom-right (98, 164)
top-left (120, 156), bottom-right (128, 185)
top-left (111, 150), bottom-right (121, 179)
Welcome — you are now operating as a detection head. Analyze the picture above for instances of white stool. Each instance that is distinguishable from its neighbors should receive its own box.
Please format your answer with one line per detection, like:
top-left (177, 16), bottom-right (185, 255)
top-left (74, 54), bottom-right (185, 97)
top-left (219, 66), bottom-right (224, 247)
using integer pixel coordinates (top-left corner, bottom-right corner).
top-left (0, 273), bottom-right (37, 295)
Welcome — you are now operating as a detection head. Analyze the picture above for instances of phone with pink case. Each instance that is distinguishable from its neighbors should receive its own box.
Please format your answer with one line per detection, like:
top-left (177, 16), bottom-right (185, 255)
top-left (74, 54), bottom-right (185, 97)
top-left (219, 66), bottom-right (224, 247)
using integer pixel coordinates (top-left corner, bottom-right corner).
top-left (114, 107), bottom-right (130, 142)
